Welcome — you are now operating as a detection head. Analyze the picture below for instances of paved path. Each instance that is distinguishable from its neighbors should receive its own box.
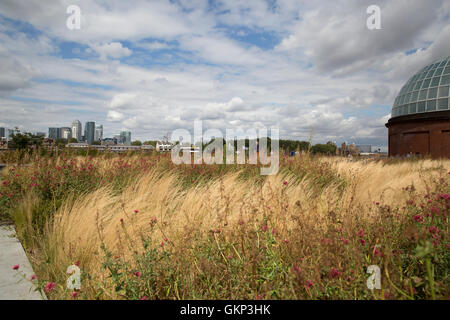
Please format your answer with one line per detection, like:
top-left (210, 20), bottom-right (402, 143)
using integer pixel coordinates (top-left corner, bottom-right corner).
top-left (0, 225), bottom-right (44, 300)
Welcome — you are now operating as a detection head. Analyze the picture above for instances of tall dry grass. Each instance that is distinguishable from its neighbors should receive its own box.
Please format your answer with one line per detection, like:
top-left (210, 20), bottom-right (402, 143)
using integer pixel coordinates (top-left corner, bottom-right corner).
top-left (32, 156), bottom-right (449, 299)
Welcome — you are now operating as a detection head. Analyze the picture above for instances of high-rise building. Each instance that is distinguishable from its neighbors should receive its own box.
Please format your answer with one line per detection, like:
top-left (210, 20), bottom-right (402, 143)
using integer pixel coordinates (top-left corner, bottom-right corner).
top-left (48, 127), bottom-right (60, 140)
top-left (0, 127), bottom-right (5, 138)
top-left (94, 125), bottom-right (103, 141)
top-left (60, 127), bottom-right (72, 140)
top-left (120, 131), bottom-right (131, 145)
top-left (84, 121), bottom-right (95, 144)
top-left (72, 120), bottom-right (82, 141)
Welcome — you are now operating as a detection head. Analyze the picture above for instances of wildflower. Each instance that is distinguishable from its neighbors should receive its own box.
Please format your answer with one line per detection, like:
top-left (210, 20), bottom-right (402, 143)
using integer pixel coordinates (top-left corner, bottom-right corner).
top-left (428, 226), bottom-right (439, 234)
top-left (160, 241), bottom-right (165, 247)
top-left (323, 238), bottom-right (331, 245)
top-left (357, 229), bottom-right (365, 237)
top-left (255, 294), bottom-right (264, 300)
top-left (120, 218), bottom-right (124, 223)
top-left (74, 260), bottom-right (80, 267)
top-left (72, 292), bottom-right (79, 298)
top-left (134, 209), bottom-right (139, 214)
top-left (134, 271), bottom-right (141, 277)
top-left (283, 180), bottom-right (288, 186)
top-left (30, 275), bottom-right (37, 281)
top-left (384, 291), bottom-right (392, 299)
top-left (375, 202), bottom-right (380, 205)
top-left (360, 239), bottom-right (366, 246)
top-left (340, 237), bottom-right (349, 245)
top-left (304, 280), bottom-right (313, 289)
top-left (329, 268), bottom-right (341, 278)
top-left (261, 225), bottom-right (268, 232)
top-left (283, 238), bottom-right (289, 244)
top-left (12, 264), bottom-right (19, 270)
top-left (413, 215), bottom-right (423, 222)
top-left (140, 296), bottom-right (148, 300)
top-left (45, 282), bottom-right (56, 293)
top-left (291, 265), bottom-right (301, 274)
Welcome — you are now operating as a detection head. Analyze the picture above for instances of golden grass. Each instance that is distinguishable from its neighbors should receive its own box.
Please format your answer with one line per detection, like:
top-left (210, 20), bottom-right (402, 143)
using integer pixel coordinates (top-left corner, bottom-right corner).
top-left (43, 156), bottom-right (449, 293)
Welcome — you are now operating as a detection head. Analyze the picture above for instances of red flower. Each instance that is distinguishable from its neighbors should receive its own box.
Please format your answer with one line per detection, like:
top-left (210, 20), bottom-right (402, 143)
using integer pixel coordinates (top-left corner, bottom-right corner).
top-left (30, 274), bottom-right (37, 281)
top-left (12, 264), bottom-right (19, 270)
top-left (375, 202), bottom-right (380, 205)
top-left (283, 180), bottom-right (288, 186)
top-left (283, 238), bottom-right (289, 244)
top-left (357, 229), bottom-right (365, 237)
top-left (360, 239), bottom-right (366, 246)
top-left (45, 282), bottom-right (56, 293)
top-left (413, 215), bottom-right (423, 222)
top-left (134, 209), bottom-right (139, 214)
top-left (120, 218), bottom-right (124, 223)
top-left (134, 271), bottom-right (141, 277)
top-left (72, 292), bottom-right (79, 298)
top-left (140, 296), bottom-right (148, 300)
top-left (261, 225), bottom-right (268, 232)
top-left (428, 226), bottom-right (439, 234)
top-left (74, 260), bottom-right (80, 266)
top-left (304, 280), bottom-right (313, 289)
top-left (329, 267), bottom-right (341, 278)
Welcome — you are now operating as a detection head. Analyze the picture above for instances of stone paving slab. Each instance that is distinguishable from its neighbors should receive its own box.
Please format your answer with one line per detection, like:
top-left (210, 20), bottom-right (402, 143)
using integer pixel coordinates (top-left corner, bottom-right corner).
top-left (0, 225), bottom-right (44, 300)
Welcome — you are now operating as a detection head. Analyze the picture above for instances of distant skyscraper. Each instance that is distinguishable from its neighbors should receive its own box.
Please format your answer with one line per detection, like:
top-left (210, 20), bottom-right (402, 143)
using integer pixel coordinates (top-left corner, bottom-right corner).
top-left (94, 125), bottom-right (103, 141)
top-left (48, 127), bottom-right (60, 140)
top-left (72, 120), bottom-right (82, 141)
top-left (0, 127), bottom-right (5, 138)
top-left (60, 127), bottom-right (72, 140)
top-left (84, 121), bottom-right (95, 144)
top-left (120, 131), bottom-right (131, 145)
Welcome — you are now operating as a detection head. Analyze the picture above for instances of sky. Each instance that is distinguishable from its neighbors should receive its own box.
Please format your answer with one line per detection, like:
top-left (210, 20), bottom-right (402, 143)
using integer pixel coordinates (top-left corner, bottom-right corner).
top-left (0, 0), bottom-right (449, 149)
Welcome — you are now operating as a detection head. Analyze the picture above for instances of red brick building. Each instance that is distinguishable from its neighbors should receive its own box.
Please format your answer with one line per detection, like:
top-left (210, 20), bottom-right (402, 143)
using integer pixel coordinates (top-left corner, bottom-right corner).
top-left (386, 56), bottom-right (450, 158)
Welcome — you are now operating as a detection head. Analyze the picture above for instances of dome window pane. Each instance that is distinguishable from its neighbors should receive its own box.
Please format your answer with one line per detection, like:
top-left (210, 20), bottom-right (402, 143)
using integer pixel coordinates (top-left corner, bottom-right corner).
top-left (421, 78), bottom-right (431, 88)
top-left (426, 100), bottom-right (436, 111)
top-left (411, 90), bottom-right (419, 102)
top-left (426, 70), bottom-right (435, 78)
top-left (438, 98), bottom-right (449, 110)
top-left (435, 67), bottom-right (444, 76)
top-left (430, 77), bottom-right (441, 87)
top-left (409, 103), bottom-right (416, 114)
top-left (444, 66), bottom-right (450, 74)
top-left (438, 86), bottom-right (449, 98)
top-left (441, 75), bottom-right (450, 85)
top-left (417, 101), bottom-right (426, 112)
top-left (428, 87), bottom-right (438, 99)
top-left (419, 89), bottom-right (428, 100)
top-left (439, 60), bottom-right (447, 67)
top-left (414, 81), bottom-right (423, 90)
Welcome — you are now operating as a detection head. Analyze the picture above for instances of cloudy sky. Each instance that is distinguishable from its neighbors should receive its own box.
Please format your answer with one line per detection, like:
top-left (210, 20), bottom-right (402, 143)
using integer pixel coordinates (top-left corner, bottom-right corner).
top-left (0, 0), bottom-right (449, 148)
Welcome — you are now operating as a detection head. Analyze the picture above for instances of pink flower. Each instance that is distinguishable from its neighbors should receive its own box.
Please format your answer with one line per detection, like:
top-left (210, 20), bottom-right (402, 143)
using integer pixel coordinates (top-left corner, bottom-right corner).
top-left (428, 226), bottom-right (439, 234)
top-left (134, 209), bottom-right (139, 214)
top-left (30, 274), bottom-right (37, 281)
top-left (360, 239), bottom-right (366, 246)
top-left (283, 180), bottom-right (288, 186)
top-left (134, 271), bottom-right (141, 277)
top-left (375, 202), bottom-right (380, 205)
top-left (45, 282), bottom-right (56, 293)
top-left (72, 292), bottom-right (79, 298)
top-left (413, 215), bottom-right (423, 222)
top-left (140, 296), bottom-right (148, 300)
top-left (283, 238), bottom-right (289, 244)
top-left (74, 260), bottom-right (80, 266)
top-left (357, 229), bottom-right (365, 237)
top-left (329, 268), bottom-right (341, 278)
top-left (261, 225), bottom-right (268, 232)
top-left (340, 237), bottom-right (349, 245)
top-left (304, 280), bottom-right (313, 289)
top-left (12, 264), bottom-right (19, 270)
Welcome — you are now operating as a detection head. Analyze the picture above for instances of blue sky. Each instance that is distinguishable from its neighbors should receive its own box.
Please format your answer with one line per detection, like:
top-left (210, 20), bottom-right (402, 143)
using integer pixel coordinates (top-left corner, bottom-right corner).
top-left (0, 0), bottom-right (449, 149)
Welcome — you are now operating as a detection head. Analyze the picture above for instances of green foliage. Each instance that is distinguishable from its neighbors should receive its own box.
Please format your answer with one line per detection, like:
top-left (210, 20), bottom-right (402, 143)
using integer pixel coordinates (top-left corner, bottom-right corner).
top-left (131, 140), bottom-right (142, 146)
top-left (311, 143), bottom-right (337, 154)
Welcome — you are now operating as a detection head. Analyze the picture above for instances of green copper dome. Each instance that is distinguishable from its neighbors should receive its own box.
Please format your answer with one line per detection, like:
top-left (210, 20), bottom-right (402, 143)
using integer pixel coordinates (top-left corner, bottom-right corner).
top-left (391, 56), bottom-right (450, 118)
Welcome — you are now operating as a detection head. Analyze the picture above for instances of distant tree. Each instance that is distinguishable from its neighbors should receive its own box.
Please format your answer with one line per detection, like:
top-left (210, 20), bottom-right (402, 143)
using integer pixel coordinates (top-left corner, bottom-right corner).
top-left (131, 140), bottom-right (142, 146)
top-left (143, 140), bottom-right (157, 146)
top-left (311, 143), bottom-right (337, 154)
top-left (9, 127), bottom-right (32, 149)
top-left (68, 137), bottom-right (78, 143)
top-left (91, 141), bottom-right (101, 145)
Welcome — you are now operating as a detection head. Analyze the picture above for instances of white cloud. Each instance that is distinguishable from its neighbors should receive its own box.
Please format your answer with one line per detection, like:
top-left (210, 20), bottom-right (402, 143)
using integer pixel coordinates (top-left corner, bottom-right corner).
top-left (92, 42), bottom-right (132, 59)
top-left (106, 110), bottom-right (124, 122)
